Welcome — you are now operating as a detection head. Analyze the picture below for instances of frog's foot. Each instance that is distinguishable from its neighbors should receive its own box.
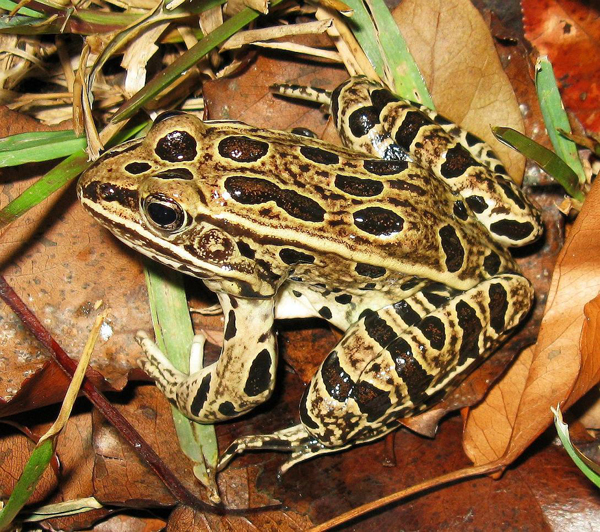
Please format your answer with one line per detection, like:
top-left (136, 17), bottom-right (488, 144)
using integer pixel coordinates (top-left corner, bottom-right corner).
top-left (219, 421), bottom-right (402, 474)
top-left (135, 331), bottom-right (206, 401)
top-left (219, 424), bottom-right (353, 474)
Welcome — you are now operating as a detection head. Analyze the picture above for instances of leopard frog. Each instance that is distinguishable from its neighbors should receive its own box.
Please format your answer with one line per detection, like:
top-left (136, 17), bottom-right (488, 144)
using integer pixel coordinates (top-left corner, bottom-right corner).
top-left (77, 77), bottom-right (542, 472)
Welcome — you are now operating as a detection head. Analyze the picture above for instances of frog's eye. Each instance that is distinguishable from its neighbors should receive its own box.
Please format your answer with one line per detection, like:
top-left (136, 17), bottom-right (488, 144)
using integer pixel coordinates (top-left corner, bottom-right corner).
top-left (143, 194), bottom-right (186, 232)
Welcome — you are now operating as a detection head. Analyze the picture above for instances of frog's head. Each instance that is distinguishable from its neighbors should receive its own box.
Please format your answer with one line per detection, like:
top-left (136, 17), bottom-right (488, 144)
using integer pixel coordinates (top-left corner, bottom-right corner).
top-left (77, 113), bottom-right (279, 298)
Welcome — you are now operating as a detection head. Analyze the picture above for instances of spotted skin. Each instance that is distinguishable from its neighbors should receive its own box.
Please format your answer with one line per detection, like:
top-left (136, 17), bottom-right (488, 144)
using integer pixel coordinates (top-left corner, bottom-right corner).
top-left (331, 77), bottom-right (542, 247)
top-left (77, 77), bottom-right (542, 471)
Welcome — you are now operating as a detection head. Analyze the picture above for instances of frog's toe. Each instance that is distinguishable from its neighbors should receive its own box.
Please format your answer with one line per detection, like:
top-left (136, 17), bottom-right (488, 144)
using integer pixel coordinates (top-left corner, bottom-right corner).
top-left (218, 424), bottom-right (351, 474)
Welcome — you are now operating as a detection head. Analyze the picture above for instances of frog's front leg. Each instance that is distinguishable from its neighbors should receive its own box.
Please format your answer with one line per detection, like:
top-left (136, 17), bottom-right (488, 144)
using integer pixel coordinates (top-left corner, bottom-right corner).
top-left (221, 274), bottom-right (533, 470)
top-left (137, 294), bottom-right (276, 422)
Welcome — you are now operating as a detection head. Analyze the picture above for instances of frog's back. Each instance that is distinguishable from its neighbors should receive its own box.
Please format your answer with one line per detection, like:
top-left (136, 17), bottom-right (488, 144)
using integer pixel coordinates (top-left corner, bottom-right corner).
top-left (195, 121), bottom-right (514, 289)
top-left (79, 115), bottom-right (515, 293)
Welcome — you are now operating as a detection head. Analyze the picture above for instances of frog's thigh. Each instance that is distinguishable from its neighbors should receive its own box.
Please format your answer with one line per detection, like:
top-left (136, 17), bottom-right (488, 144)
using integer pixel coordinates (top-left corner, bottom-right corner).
top-left (301, 274), bottom-right (534, 447)
top-left (275, 280), bottom-right (431, 330)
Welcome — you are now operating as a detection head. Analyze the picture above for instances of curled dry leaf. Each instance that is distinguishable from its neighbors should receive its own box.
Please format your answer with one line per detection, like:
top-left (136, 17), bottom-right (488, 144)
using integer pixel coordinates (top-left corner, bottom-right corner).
top-left (463, 178), bottom-right (600, 466)
top-left (392, 0), bottom-right (525, 181)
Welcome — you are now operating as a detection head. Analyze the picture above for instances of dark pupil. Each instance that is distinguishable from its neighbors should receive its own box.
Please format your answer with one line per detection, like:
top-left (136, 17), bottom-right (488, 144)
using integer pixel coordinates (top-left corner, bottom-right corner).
top-left (148, 202), bottom-right (178, 227)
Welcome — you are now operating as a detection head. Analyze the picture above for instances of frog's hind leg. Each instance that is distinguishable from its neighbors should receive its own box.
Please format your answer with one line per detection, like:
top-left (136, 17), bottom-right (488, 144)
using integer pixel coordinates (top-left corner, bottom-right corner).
top-left (218, 420), bottom-right (401, 474)
top-left (301, 274), bottom-right (534, 448)
top-left (219, 283), bottom-right (457, 471)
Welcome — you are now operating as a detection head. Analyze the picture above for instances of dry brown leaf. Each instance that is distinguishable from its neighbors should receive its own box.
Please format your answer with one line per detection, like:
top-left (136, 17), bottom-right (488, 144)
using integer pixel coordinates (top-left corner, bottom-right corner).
top-left (0, 107), bottom-right (151, 406)
top-left (463, 178), bottom-right (600, 466)
top-left (392, 0), bottom-right (525, 181)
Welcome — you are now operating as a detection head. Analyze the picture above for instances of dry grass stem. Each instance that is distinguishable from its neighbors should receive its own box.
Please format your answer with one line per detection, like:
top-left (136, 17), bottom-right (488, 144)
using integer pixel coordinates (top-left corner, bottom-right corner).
top-left (221, 19), bottom-right (333, 51)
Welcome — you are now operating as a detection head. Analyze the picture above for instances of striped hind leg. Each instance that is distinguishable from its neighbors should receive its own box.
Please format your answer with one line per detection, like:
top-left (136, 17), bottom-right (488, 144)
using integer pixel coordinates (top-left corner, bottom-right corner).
top-left (220, 274), bottom-right (533, 471)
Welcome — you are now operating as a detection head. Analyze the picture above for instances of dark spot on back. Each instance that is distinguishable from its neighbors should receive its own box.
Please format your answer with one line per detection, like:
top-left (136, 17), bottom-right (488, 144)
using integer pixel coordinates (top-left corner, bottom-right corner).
top-left (154, 168), bottom-right (194, 180)
top-left (125, 162), bottom-right (151, 174)
top-left (389, 179), bottom-right (427, 196)
top-left (292, 127), bottom-right (318, 138)
top-left (155, 130), bottom-right (197, 162)
top-left (433, 114), bottom-right (452, 126)
top-left (465, 132), bottom-right (480, 147)
top-left (225, 176), bottom-right (325, 222)
top-left (466, 195), bottom-right (488, 213)
top-left (154, 110), bottom-right (186, 123)
top-left (364, 159), bottom-right (409, 175)
top-left (453, 200), bottom-right (469, 220)
top-left (300, 146), bottom-right (339, 165)
top-left (353, 207), bottom-right (404, 236)
top-left (335, 174), bottom-right (383, 197)
top-left (218, 136), bottom-right (269, 163)
top-left (484, 251), bottom-right (501, 275)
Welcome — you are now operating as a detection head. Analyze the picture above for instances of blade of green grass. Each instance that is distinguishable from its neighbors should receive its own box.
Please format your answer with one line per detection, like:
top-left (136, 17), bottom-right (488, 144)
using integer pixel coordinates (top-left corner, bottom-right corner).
top-left (0, 130), bottom-right (87, 168)
top-left (144, 261), bottom-right (220, 502)
top-left (552, 406), bottom-right (600, 488)
top-left (339, 0), bottom-right (386, 78)
top-left (0, 120), bottom-right (148, 230)
top-left (111, 0), bottom-right (284, 123)
top-left (0, 14), bottom-right (63, 33)
top-left (535, 56), bottom-right (586, 185)
top-left (493, 126), bottom-right (584, 202)
top-left (0, 0), bottom-right (44, 18)
top-left (362, 0), bottom-right (433, 107)
top-left (0, 438), bottom-right (55, 531)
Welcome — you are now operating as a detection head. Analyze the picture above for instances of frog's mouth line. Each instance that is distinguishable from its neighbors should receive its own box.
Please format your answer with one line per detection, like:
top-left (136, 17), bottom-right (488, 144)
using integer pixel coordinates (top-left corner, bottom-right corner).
top-left (78, 197), bottom-right (232, 282)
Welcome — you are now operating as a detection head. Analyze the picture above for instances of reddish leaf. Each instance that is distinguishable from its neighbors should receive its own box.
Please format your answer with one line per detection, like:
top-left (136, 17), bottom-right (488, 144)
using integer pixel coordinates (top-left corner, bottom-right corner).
top-left (522, 0), bottom-right (600, 131)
